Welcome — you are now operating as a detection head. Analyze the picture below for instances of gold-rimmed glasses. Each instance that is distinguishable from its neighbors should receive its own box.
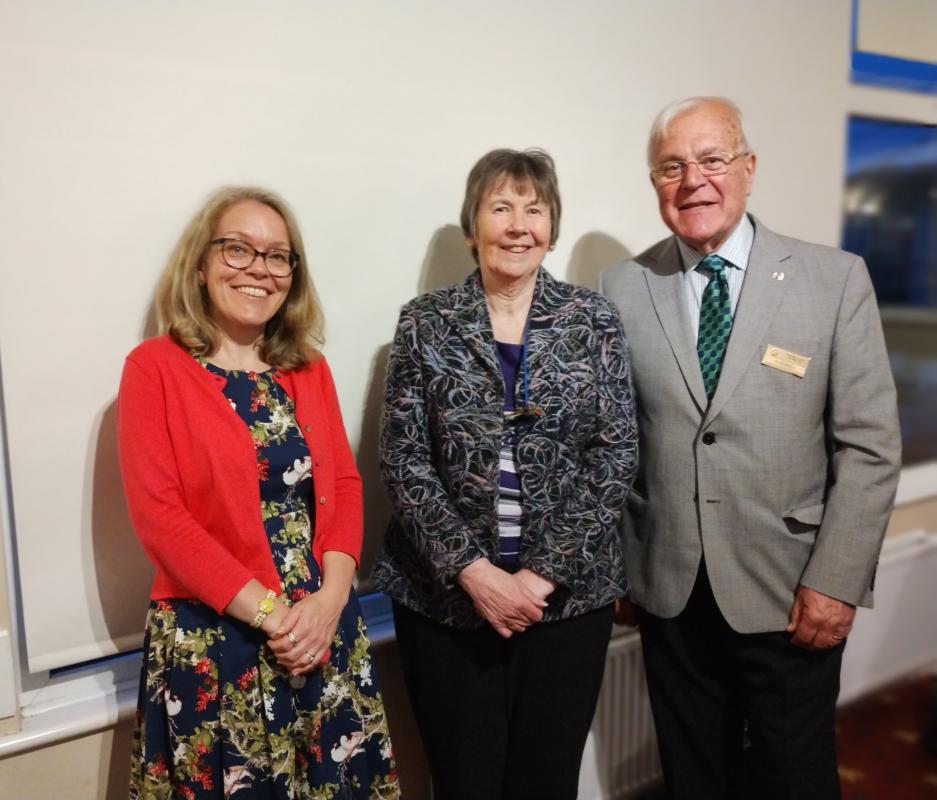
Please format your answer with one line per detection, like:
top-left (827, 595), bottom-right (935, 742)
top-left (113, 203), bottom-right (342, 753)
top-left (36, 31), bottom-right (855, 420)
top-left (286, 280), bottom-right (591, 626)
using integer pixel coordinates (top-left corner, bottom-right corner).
top-left (650, 152), bottom-right (749, 184)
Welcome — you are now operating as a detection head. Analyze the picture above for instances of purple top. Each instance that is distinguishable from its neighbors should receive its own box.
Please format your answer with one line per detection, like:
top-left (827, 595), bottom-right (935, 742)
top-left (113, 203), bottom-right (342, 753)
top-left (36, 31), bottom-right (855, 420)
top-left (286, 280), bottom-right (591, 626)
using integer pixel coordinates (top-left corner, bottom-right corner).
top-left (495, 341), bottom-right (524, 568)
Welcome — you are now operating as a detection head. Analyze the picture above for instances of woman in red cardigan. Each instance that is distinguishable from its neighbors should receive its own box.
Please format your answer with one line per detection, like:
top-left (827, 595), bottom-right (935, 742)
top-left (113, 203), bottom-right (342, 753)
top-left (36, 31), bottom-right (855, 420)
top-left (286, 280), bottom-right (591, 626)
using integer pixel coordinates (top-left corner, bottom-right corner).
top-left (118, 186), bottom-right (397, 799)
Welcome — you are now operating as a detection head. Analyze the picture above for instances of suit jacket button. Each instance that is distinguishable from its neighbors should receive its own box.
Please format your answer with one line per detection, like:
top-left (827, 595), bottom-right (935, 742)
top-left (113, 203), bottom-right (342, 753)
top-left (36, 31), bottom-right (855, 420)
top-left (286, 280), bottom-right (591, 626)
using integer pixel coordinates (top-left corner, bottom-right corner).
top-left (702, 432), bottom-right (716, 445)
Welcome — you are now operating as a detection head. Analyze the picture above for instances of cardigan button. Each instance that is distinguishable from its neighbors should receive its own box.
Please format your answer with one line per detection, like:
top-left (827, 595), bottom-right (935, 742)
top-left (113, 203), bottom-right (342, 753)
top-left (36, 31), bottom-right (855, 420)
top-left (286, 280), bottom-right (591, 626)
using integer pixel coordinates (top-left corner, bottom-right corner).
top-left (304, 424), bottom-right (311, 432)
top-left (319, 496), bottom-right (326, 505)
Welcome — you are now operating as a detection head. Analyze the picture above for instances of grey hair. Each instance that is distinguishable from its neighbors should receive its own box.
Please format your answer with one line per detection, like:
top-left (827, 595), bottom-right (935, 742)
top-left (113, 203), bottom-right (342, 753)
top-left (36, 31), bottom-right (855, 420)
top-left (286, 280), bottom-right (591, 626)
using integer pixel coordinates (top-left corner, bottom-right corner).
top-left (646, 96), bottom-right (751, 166)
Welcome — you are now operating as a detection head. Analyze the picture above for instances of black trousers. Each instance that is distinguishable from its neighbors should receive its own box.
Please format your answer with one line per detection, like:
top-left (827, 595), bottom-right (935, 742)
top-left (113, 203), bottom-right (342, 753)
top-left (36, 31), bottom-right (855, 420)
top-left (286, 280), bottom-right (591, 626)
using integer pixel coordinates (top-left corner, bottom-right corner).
top-left (393, 602), bottom-right (613, 800)
top-left (639, 565), bottom-right (844, 800)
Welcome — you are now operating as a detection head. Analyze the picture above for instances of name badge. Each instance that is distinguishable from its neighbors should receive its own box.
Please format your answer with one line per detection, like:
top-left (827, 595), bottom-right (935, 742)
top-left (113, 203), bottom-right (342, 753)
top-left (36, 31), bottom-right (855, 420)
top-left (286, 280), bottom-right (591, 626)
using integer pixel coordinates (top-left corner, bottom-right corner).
top-left (761, 345), bottom-right (811, 378)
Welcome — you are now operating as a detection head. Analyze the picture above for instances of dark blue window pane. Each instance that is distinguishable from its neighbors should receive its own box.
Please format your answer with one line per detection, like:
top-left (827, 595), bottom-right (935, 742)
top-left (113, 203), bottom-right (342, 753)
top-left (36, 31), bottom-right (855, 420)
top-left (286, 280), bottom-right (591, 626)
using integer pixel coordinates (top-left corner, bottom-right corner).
top-left (842, 116), bottom-right (937, 465)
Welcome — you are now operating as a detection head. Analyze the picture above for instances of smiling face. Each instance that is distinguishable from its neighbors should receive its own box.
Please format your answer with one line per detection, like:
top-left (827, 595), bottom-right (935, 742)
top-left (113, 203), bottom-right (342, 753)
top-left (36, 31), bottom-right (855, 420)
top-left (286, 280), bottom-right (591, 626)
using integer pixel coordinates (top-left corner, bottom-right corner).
top-left (469, 178), bottom-right (552, 289)
top-left (651, 101), bottom-right (756, 254)
top-left (199, 199), bottom-right (293, 344)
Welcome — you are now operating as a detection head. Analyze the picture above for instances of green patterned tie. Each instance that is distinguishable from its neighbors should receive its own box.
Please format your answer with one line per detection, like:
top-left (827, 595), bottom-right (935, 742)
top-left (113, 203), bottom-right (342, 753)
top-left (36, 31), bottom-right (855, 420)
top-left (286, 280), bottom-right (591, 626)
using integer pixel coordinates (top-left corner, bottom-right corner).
top-left (696, 254), bottom-right (733, 400)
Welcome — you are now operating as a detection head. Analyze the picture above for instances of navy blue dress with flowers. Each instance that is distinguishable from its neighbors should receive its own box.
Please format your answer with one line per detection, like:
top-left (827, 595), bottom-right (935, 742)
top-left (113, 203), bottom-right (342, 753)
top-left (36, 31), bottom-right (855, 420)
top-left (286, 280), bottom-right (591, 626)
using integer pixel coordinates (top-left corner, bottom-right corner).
top-left (129, 364), bottom-right (398, 800)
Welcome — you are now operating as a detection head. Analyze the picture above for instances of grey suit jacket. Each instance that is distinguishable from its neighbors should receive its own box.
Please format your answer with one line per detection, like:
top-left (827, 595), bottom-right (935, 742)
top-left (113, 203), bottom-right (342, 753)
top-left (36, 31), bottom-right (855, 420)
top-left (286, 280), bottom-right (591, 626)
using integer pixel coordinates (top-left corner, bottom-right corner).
top-left (599, 216), bottom-right (901, 633)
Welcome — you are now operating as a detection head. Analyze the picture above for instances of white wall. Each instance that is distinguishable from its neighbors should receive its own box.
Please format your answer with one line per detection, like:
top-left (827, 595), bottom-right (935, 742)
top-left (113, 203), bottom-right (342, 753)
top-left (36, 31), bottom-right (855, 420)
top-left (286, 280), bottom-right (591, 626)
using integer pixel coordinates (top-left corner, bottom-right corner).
top-left (857, 0), bottom-right (937, 62)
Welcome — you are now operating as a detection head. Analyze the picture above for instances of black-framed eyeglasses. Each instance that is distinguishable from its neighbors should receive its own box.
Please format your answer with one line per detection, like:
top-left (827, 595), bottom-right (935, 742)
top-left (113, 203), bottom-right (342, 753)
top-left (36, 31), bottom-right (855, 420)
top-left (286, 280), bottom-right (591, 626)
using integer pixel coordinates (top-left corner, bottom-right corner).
top-left (650, 152), bottom-right (749, 184)
top-left (210, 238), bottom-right (298, 278)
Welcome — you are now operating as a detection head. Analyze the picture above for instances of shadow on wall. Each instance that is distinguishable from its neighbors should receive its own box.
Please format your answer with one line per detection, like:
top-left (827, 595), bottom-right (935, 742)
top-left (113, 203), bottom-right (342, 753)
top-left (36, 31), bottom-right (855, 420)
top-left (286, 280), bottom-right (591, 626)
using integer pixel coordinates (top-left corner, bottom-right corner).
top-left (356, 225), bottom-right (475, 584)
top-left (141, 301), bottom-right (159, 341)
top-left (357, 342), bottom-right (392, 585)
top-left (86, 400), bottom-right (155, 655)
top-left (86, 302), bottom-right (161, 656)
top-left (372, 638), bottom-right (433, 799)
top-left (105, 718), bottom-right (135, 799)
top-left (417, 224), bottom-right (475, 293)
top-left (565, 231), bottom-right (632, 291)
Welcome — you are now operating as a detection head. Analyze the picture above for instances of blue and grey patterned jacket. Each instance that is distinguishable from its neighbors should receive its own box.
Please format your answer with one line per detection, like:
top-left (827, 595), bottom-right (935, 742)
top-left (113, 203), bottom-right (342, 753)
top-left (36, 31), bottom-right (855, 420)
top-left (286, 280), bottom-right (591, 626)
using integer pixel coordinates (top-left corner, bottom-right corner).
top-left (373, 268), bottom-right (638, 628)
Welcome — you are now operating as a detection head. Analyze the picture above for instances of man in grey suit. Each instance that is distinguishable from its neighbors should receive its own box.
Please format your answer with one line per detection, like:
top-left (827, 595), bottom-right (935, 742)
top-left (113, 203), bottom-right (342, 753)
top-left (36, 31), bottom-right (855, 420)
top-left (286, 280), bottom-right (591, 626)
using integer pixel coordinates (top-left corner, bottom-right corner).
top-left (599, 97), bottom-right (901, 799)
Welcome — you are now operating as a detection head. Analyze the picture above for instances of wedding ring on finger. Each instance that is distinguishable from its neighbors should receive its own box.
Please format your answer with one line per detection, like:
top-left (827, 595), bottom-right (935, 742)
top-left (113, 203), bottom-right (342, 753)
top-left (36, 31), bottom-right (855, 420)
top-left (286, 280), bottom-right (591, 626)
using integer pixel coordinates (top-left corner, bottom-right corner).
top-left (287, 631), bottom-right (298, 648)
top-left (304, 650), bottom-right (316, 665)
top-left (831, 635), bottom-right (843, 641)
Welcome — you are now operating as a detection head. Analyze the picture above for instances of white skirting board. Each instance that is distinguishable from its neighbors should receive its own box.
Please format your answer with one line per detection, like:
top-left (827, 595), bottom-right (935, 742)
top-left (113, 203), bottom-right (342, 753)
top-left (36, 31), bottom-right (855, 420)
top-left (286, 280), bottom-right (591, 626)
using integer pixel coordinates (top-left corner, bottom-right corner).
top-left (839, 530), bottom-right (937, 704)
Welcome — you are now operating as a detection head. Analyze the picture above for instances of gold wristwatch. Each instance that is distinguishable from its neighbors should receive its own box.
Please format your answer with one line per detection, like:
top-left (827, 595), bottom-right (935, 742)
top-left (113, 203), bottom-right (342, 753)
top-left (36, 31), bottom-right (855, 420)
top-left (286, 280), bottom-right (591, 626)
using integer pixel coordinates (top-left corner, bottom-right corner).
top-left (251, 589), bottom-right (277, 628)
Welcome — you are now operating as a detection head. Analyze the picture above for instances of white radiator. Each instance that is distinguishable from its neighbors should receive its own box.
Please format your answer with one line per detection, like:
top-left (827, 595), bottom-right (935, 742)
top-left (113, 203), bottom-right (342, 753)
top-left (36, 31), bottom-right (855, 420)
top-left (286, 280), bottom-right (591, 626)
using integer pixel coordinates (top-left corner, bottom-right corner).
top-left (839, 529), bottom-right (937, 704)
top-left (578, 630), bottom-right (662, 799)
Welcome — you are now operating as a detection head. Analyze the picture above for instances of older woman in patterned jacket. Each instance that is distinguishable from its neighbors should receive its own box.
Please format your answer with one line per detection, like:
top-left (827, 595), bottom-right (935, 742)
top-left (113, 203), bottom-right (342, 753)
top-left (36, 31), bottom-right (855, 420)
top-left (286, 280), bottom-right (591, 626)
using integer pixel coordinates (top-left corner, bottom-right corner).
top-left (373, 149), bottom-right (638, 800)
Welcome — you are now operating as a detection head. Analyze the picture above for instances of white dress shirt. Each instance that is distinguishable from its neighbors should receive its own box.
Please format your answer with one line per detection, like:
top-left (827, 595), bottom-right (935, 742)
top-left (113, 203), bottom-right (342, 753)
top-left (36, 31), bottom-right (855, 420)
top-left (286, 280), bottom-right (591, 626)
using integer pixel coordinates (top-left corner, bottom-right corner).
top-left (678, 214), bottom-right (754, 342)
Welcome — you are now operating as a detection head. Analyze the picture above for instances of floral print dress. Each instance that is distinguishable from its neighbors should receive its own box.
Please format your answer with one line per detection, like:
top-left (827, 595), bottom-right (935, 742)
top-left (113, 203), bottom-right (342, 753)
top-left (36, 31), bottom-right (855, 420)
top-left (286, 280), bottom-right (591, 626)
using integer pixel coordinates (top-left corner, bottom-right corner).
top-left (129, 365), bottom-right (398, 800)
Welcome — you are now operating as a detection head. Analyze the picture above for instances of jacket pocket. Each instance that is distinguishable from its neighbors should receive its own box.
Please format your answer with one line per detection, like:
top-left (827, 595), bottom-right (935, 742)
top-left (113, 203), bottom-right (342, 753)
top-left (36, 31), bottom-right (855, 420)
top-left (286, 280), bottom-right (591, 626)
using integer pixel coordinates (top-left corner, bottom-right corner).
top-left (782, 501), bottom-right (824, 535)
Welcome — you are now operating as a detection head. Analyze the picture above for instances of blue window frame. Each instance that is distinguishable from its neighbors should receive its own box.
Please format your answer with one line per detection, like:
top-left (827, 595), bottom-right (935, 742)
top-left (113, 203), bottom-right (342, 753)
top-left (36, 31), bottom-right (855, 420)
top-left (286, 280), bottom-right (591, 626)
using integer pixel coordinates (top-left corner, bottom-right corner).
top-left (851, 0), bottom-right (937, 93)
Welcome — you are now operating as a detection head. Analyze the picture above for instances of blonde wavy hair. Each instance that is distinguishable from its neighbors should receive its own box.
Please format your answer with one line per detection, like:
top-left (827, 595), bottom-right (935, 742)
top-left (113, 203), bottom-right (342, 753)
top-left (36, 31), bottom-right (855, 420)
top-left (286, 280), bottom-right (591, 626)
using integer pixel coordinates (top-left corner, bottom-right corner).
top-left (156, 186), bottom-right (324, 369)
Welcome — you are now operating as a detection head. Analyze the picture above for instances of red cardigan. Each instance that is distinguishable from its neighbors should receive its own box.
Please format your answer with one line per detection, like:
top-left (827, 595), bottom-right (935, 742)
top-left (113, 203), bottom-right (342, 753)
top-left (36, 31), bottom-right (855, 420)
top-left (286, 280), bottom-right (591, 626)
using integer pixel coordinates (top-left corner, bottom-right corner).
top-left (117, 335), bottom-right (362, 613)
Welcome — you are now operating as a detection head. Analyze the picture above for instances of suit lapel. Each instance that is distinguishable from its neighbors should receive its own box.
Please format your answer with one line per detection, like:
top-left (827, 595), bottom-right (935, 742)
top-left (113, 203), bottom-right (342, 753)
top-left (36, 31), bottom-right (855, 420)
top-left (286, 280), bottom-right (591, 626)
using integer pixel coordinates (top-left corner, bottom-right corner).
top-left (644, 239), bottom-right (708, 413)
top-left (704, 219), bottom-right (794, 425)
top-left (435, 269), bottom-right (501, 381)
top-left (525, 269), bottom-right (558, 387)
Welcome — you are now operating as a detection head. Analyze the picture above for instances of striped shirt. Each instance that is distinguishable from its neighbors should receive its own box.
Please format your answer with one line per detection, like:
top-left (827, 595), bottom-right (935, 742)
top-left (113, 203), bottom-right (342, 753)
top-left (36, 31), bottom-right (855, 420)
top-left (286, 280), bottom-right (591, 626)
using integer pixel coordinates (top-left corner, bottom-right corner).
top-left (495, 340), bottom-right (524, 569)
top-left (677, 214), bottom-right (754, 340)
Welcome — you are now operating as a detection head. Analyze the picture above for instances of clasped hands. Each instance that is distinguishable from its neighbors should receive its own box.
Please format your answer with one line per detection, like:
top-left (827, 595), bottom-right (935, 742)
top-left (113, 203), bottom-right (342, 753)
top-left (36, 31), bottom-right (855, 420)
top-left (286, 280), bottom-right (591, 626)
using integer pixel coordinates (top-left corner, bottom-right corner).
top-left (457, 558), bottom-right (556, 638)
top-left (263, 591), bottom-right (343, 676)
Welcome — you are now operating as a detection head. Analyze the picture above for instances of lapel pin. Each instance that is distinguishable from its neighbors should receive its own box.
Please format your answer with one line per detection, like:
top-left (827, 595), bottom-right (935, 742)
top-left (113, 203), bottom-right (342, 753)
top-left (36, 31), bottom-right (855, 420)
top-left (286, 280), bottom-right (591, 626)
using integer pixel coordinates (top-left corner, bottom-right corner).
top-left (771, 271), bottom-right (785, 281)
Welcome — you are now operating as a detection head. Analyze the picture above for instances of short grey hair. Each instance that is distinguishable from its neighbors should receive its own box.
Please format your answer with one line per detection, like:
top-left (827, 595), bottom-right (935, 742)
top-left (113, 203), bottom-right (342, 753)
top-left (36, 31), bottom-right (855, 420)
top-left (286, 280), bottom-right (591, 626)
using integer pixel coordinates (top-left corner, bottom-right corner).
top-left (647, 96), bottom-right (751, 167)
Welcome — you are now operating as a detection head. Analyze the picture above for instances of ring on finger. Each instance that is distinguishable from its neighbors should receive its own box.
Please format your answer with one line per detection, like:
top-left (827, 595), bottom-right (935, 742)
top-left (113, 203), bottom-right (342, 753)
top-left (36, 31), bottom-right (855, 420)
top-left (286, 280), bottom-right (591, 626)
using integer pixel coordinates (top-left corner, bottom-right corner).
top-left (287, 631), bottom-right (298, 648)
top-left (831, 635), bottom-right (843, 641)
top-left (304, 649), bottom-right (316, 665)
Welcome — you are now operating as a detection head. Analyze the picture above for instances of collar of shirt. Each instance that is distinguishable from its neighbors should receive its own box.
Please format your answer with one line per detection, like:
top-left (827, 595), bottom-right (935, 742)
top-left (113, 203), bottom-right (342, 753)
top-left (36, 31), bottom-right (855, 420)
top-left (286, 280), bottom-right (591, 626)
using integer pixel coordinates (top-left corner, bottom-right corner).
top-left (677, 213), bottom-right (754, 275)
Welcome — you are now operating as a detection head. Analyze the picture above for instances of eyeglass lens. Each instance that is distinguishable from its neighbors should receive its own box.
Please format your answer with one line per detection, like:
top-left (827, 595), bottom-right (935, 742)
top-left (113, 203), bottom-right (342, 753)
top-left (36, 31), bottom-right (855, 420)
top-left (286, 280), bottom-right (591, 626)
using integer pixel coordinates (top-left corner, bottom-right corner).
top-left (221, 240), bottom-right (294, 277)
